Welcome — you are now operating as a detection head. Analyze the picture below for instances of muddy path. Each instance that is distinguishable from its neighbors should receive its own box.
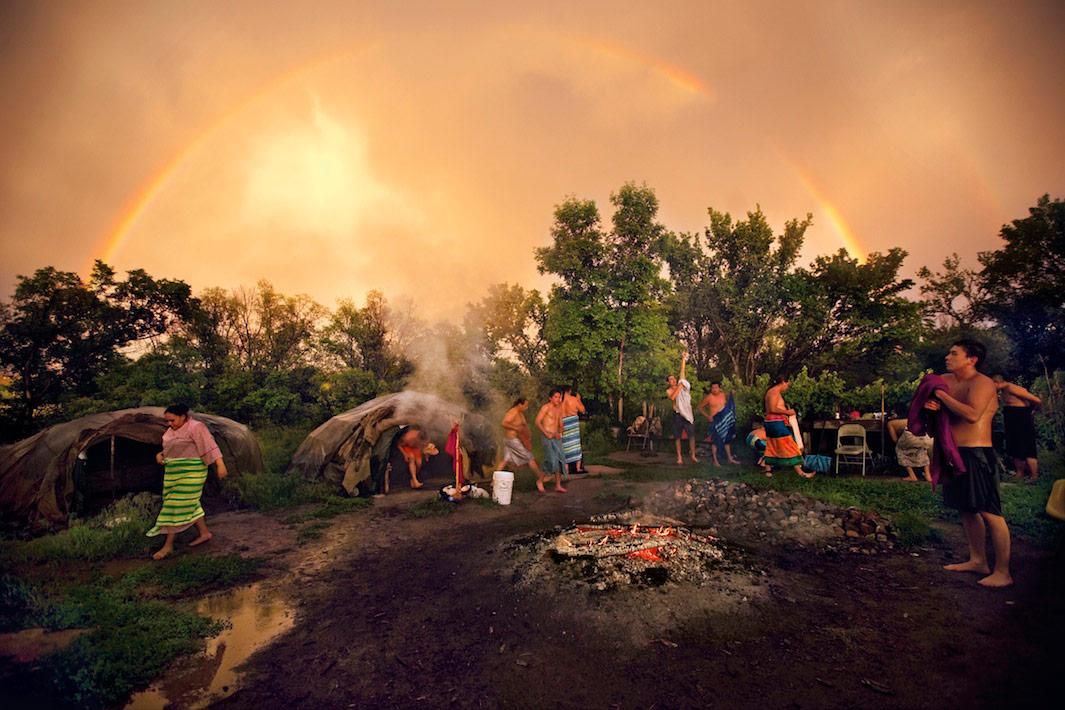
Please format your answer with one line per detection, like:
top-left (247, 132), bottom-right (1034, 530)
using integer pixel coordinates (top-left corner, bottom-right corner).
top-left (203, 476), bottom-right (1061, 709)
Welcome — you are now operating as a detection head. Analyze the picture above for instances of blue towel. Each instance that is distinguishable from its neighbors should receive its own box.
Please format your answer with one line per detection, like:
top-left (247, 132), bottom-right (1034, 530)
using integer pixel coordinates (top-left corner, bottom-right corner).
top-left (710, 395), bottom-right (737, 447)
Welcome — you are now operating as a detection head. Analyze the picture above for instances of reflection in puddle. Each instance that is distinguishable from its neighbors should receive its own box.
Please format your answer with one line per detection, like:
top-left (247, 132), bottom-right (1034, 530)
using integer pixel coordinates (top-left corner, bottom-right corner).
top-left (0, 628), bottom-right (89, 663)
top-left (127, 582), bottom-right (294, 709)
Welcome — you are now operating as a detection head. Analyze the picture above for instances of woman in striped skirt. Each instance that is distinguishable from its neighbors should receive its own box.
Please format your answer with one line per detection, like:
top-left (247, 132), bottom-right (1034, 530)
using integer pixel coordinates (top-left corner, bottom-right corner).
top-left (148, 403), bottom-right (228, 560)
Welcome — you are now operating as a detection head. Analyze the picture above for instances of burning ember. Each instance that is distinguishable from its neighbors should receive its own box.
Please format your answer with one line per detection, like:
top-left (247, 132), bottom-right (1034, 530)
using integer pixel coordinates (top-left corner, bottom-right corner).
top-left (534, 522), bottom-right (728, 590)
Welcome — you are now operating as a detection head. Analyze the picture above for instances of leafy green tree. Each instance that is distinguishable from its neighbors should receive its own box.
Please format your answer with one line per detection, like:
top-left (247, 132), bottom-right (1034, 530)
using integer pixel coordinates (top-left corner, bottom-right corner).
top-left (464, 283), bottom-right (547, 381)
top-left (665, 207), bottom-right (810, 384)
top-left (916, 253), bottom-right (987, 329)
top-left (780, 248), bottom-right (923, 384)
top-left (196, 281), bottom-right (325, 376)
top-left (537, 184), bottom-right (676, 419)
top-left (0, 262), bottom-right (196, 436)
top-left (979, 194), bottom-right (1065, 377)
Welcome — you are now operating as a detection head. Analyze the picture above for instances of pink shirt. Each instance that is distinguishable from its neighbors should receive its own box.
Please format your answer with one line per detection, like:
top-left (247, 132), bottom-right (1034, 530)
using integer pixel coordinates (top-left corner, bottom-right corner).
top-left (162, 418), bottom-right (222, 465)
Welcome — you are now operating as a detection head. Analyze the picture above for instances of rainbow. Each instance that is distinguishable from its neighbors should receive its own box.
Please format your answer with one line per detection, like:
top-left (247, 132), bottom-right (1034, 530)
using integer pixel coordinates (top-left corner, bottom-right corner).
top-left (776, 151), bottom-right (866, 262)
top-left (88, 48), bottom-right (369, 274)
top-left (91, 37), bottom-right (714, 272)
top-left (571, 36), bottom-right (714, 99)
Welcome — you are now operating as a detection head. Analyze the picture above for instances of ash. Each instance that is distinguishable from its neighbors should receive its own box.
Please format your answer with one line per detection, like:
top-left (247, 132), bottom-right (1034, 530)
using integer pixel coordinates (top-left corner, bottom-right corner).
top-left (511, 522), bottom-right (737, 592)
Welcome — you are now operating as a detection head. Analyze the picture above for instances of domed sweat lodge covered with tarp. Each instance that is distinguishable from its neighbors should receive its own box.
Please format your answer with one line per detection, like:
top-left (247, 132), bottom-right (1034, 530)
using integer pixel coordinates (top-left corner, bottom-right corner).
top-left (0, 407), bottom-right (263, 529)
top-left (289, 391), bottom-right (495, 496)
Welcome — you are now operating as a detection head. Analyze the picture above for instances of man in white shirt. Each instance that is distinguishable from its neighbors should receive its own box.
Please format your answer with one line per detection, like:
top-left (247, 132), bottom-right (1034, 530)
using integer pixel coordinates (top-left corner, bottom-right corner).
top-left (666, 351), bottom-right (699, 465)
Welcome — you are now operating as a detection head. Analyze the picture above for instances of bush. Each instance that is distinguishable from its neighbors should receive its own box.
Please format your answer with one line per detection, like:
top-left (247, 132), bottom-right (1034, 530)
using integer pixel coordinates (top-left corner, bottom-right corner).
top-left (1, 494), bottom-right (159, 565)
top-left (256, 425), bottom-right (313, 475)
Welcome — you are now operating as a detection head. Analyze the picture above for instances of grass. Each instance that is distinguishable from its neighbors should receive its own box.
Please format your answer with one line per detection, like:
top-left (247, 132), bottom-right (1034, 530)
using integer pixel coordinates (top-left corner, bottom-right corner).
top-left (114, 554), bottom-right (260, 599)
top-left (296, 521), bottom-right (331, 545)
top-left (0, 494), bottom-right (159, 566)
top-left (2, 553), bottom-right (262, 707)
top-left (407, 498), bottom-right (456, 518)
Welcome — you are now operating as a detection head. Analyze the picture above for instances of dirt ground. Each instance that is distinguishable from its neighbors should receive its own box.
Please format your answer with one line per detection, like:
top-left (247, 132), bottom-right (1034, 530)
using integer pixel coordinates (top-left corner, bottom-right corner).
top-left (196, 472), bottom-right (1063, 710)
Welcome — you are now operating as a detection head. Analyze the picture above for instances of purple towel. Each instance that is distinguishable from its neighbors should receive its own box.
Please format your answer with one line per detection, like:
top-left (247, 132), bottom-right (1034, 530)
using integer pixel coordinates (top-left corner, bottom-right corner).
top-left (908, 373), bottom-right (965, 489)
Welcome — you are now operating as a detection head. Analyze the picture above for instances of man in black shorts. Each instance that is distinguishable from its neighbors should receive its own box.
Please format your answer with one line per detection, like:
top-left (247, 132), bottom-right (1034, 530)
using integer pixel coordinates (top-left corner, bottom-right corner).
top-left (924, 339), bottom-right (1012, 587)
top-left (666, 351), bottom-right (698, 465)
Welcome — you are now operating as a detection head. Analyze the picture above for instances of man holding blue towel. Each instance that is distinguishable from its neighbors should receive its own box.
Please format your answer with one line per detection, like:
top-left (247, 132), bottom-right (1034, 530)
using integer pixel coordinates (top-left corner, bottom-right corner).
top-left (698, 382), bottom-right (740, 466)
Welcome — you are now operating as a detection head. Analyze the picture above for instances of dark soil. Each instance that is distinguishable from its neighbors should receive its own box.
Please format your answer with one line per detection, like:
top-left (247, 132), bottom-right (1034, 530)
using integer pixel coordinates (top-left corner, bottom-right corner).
top-left (211, 475), bottom-right (1062, 709)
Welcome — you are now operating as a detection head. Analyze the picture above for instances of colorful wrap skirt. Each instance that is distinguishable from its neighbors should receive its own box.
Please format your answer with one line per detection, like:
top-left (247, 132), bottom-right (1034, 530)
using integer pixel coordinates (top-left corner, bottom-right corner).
top-left (147, 457), bottom-right (208, 537)
top-left (561, 415), bottom-right (582, 464)
top-left (764, 416), bottom-right (803, 467)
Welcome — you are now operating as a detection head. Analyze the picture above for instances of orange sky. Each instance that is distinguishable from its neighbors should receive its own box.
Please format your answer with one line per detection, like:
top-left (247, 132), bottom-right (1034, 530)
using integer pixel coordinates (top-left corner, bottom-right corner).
top-left (2, 0), bottom-right (1063, 319)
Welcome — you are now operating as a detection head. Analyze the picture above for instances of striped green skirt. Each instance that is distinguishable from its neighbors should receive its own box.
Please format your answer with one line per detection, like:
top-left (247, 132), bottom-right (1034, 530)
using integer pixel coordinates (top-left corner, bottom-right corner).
top-left (147, 457), bottom-right (208, 537)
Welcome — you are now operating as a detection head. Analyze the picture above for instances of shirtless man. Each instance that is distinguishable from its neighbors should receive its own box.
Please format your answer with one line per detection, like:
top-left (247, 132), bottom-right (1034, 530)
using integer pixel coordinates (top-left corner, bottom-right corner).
top-left (763, 377), bottom-right (810, 478)
top-left (560, 386), bottom-right (588, 473)
top-left (534, 390), bottom-right (567, 492)
top-left (667, 352), bottom-right (699, 465)
top-left (925, 340), bottom-right (1012, 588)
top-left (497, 397), bottom-right (551, 493)
top-left (992, 374), bottom-right (1042, 481)
top-left (697, 382), bottom-right (740, 466)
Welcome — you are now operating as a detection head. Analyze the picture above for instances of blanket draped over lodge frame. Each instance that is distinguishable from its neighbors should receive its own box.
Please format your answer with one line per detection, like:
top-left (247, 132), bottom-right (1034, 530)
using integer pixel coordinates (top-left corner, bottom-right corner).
top-left (562, 415), bottom-right (582, 464)
top-left (763, 414), bottom-right (803, 467)
top-left (147, 457), bottom-right (208, 536)
top-left (709, 396), bottom-right (737, 447)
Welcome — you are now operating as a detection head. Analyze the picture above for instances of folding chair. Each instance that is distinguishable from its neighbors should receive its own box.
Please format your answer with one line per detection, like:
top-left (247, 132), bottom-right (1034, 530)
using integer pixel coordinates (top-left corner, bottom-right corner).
top-left (835, 423), bottom-right (872, 476)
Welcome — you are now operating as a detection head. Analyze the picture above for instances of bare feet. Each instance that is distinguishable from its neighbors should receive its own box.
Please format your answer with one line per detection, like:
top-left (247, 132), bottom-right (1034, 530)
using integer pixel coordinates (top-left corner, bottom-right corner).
top-left (676, 459), bottom-right (684, 466)
top-left (944, 560), bottom-right (991, 575)
top-left (691, 456), bottom-right (700, 464)
top-left (554, 485), bottom-right (567, 493)
top-left (977, 571), bottom-right (1014, 588)
top-left (189, 532), bottom-right (213, 547)
top-left (712, 461), bottom-right (721, 468)
top-left (728, 457), bottom-right (740, 464)
top-left (904, 476), bottom-right (918, 482)
top-left (536, 479), bottom-right (547, 493)
top-left (410, 480), bottom-right (424, 490)
top-left (152, 546), bottom-right (173, 560)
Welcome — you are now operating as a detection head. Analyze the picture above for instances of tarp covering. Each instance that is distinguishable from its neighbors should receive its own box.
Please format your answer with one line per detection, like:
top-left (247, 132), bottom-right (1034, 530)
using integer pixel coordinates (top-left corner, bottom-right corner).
top-left (0, 407), bottom-right (263, 528)
top-left (288, 391), bottom-right (494, 494)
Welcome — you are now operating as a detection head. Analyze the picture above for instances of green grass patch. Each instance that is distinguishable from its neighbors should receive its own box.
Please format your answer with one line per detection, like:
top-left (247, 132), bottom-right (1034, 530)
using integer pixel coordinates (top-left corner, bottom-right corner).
top-left (226, 471), bottom-right (337, 511)
top-left (114, 554), bottom-right (260, 599)
top-left (407, 498), bottom-right (456, 518)
top-left (308, 495), bottom-right (372, 520)
top-left (0, 495), bottom-right (159, 566)
top-left (43, 588), bottom-right (223, 707)
top-left (296, 521), bottom-right (331, 545)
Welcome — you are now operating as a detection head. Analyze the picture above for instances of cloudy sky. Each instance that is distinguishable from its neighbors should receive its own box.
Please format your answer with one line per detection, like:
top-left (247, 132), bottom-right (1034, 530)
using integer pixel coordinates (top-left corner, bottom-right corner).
top-left (1, 0), bottom-right (1063, 318)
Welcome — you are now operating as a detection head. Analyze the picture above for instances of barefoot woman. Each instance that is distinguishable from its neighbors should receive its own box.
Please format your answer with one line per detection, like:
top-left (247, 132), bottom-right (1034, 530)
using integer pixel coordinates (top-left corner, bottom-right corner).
top-left (148, 404), bottom-right (228, 560)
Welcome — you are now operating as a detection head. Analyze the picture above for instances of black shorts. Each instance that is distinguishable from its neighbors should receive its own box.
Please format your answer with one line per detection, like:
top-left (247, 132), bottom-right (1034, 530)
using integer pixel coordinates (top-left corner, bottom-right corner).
top-left (672, 413), bottom-right (694, 439)
top-left (1003, 406), bottom-right (1038, 459)
top-left (942, 447), bottom-right (1002, 516)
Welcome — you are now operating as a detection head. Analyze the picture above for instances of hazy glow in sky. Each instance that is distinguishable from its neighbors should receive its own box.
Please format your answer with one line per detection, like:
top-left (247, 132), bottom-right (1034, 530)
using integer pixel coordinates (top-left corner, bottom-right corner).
top-left (1, 1), bottom-right (1063, 318)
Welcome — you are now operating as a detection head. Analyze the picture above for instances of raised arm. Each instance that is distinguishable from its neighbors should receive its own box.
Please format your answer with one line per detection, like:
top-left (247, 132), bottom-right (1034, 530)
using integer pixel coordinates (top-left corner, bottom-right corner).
top-left (679, 351), bottom-right (688, 382)
top-left (1006, 383), bottom-right (1042, 408)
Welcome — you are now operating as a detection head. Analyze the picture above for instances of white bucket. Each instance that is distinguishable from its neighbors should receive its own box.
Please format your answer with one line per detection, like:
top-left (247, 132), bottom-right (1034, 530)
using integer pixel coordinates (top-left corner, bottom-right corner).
top-left (492, 470), bottom-right (514, 505)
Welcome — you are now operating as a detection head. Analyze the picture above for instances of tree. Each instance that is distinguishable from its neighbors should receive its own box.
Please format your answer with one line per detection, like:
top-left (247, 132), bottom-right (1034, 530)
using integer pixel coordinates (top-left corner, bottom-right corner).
top-left (779, 248), bottom-right (922, 384)
top-left (979, 194), bottom-right (1065, 377)
top-left (537, 185), bottom-right (676, 419)
top-left (197, 281), bottom-right (325, 376)
top-left (917, 253), bottom-right (987, 329)
top-left (464, 283), bottom-right (547, 382)
top-left (321, 290), bottom-right (406, 379)
top-left (0, 262), bottom-right (196, 436)
top-left (665, 207), bottom-right (811, 384)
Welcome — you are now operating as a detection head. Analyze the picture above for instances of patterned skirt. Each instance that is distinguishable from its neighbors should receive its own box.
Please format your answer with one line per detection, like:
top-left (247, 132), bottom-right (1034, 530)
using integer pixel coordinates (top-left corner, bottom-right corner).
top-left (561, 415), bottom-right (582, 464)
top-left (764, 417), bottom-right (803, 467)
top-left (147, 457), bottom-right (208, 537)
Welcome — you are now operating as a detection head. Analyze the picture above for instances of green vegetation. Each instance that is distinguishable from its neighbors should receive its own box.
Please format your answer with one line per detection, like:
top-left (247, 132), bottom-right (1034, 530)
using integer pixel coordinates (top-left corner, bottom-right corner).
top-left (296, 520), bottom-right (331, 545)
top-left (407, 498), bottom-right (456, 518)
top-left (0, 553), bottom-right (261, 708)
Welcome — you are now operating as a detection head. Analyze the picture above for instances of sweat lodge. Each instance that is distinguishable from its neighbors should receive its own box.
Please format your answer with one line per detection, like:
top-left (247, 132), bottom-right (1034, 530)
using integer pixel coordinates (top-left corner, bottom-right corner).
top-left (0, 407), bottom-right (263, 528)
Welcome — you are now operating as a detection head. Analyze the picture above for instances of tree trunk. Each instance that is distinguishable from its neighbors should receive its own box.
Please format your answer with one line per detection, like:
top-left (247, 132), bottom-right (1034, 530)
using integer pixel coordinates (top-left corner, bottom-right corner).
top-left (616, 334), bottom-right (626, 422)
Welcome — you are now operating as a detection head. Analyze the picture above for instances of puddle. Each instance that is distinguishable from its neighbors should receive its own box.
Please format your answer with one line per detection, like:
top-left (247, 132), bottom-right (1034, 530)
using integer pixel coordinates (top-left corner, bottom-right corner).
top-left (0, 627), bottom-right (89, 662)
top-left (127, 582), bottom-right (295, 709)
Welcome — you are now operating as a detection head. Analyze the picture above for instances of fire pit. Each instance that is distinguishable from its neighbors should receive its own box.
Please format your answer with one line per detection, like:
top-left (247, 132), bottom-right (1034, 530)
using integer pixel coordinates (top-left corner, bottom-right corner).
top-left (512, 520), bottom-right (734, 592)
